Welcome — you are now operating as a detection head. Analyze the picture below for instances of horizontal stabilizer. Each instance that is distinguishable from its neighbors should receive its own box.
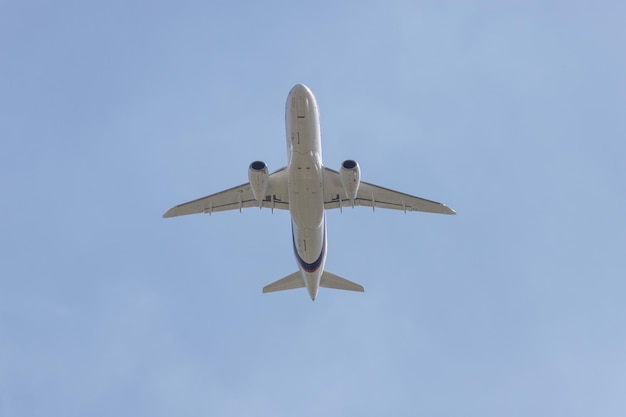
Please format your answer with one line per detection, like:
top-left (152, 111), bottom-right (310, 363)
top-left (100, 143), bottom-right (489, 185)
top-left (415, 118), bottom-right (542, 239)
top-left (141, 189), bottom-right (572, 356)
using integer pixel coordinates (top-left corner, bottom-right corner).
top-left (263, 271), bottom-right (305, 293)
top-left (320, 271), bottom-right (364, 292)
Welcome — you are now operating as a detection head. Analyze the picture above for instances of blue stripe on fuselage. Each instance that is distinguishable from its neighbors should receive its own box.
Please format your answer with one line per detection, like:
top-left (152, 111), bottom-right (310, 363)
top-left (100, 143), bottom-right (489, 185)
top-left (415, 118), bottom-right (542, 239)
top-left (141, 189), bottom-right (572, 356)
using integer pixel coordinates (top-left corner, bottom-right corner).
top-left (291, 221), bottom-right (326, 273)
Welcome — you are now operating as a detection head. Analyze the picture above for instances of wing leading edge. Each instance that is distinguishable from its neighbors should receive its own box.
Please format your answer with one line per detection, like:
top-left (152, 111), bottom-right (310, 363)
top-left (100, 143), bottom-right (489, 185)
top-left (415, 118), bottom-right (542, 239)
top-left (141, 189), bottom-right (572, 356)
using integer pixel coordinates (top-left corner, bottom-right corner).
top-left (322, 167), bottom-right (455, 215)
top-left (163, 167), bottom-right (289, 218)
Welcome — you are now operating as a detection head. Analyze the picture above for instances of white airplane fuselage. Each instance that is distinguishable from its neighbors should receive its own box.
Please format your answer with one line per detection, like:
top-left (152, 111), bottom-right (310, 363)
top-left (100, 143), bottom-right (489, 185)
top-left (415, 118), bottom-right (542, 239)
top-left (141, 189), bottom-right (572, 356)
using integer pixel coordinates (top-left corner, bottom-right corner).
top-left (286, 84), bottom-right (326, 300)
top-left (163, 84), bottom-right (455, 301)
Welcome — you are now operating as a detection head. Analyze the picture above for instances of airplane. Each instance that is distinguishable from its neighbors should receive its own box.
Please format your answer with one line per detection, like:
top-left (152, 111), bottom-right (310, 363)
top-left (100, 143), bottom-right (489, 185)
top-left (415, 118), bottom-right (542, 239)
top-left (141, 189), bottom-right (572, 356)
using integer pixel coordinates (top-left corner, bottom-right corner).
top-left (163, 84), bottom-right (455, 300)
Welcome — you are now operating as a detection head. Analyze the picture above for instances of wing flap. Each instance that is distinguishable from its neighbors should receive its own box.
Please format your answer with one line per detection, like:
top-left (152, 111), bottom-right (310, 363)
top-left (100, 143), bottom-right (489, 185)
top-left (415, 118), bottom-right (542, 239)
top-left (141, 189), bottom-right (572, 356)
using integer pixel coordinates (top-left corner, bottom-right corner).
top-left (163, 167), bottom-right (289, 218)
top-left (322, 167), bottom-right (455, 215)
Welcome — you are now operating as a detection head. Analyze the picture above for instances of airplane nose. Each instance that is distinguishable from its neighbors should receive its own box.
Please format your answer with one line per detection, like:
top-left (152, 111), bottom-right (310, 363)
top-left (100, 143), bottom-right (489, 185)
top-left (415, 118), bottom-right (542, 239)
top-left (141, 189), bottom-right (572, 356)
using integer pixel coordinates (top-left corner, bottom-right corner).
top-left (288, 84), bottom-right (315, 102)
top-left (289, 83), bottom-right (310, 96)
top-left (287, 84), bottom-right (317, 119)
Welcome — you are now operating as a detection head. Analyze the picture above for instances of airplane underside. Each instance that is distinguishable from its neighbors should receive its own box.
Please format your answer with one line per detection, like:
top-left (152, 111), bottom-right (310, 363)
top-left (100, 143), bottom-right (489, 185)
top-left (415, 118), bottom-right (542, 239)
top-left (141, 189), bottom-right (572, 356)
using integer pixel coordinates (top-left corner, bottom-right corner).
top-left (163, 84), bottom-right (455, 300)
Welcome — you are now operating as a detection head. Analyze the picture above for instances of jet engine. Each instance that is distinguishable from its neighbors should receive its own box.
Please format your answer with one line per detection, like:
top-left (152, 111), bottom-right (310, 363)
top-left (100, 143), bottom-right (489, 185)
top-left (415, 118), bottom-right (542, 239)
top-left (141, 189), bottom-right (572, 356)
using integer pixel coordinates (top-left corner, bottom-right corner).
top-left (248, 161), bottom-right (269, 202)
top-left (340, 159), bottom-right (361, 201)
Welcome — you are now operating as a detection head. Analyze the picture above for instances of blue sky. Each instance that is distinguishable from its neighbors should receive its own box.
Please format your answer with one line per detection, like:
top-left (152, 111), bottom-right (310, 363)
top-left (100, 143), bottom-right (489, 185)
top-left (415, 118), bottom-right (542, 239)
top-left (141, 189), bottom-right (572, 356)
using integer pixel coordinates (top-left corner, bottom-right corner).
top-left (1, 1), bottom-right (625, 416)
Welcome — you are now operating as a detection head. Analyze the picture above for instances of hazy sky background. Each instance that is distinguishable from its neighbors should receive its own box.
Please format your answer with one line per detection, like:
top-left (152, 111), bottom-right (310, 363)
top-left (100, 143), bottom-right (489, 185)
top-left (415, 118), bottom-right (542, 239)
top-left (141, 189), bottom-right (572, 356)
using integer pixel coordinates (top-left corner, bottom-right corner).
top-left (1, 1), bottom-right (625, 416)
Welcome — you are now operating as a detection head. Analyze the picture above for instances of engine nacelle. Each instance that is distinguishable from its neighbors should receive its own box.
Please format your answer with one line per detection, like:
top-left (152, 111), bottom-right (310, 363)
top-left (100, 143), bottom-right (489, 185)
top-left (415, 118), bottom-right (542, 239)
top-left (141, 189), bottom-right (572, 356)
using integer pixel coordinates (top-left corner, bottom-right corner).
top-left (340, 159), bottom-right (361, 201)
top-left (248, 161), bottom-right (269, 202)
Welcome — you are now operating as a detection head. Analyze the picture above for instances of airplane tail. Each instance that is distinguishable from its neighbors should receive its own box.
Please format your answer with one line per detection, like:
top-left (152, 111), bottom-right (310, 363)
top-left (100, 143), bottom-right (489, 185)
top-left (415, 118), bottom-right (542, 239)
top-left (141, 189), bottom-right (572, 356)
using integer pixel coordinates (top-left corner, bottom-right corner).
top-left (262, 271), bottom-right (305, 293)
top-left (262, 270), bottom-right (364, 294)
top-left (320, 271), bottom-right (364, 292)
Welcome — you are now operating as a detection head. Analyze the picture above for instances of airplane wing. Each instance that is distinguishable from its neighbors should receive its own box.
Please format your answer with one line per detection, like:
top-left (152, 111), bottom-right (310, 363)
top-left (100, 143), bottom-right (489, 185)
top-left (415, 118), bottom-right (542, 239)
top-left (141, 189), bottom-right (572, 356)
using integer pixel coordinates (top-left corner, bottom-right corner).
top-left (322, 167), bottom-right (455, 215)
top-left (163, 167), bottom-right (289, 218)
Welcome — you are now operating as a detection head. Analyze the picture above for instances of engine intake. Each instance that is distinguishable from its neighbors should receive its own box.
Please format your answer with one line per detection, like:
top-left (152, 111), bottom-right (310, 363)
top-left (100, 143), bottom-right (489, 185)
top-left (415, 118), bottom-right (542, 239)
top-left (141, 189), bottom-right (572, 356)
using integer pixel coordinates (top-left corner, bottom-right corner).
top-left (340, 159), bottom-right (361, 201)
top-left (248, 161), bottom-right (269, 202)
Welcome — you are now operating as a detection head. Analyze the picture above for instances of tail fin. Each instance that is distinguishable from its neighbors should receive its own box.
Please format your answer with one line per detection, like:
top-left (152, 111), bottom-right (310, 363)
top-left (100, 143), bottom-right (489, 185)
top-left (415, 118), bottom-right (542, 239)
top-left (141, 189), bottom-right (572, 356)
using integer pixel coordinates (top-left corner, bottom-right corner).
top-left (263, 271), bottom-right (305, 293)
top-left (320, 271), bottom-right (364, 292)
